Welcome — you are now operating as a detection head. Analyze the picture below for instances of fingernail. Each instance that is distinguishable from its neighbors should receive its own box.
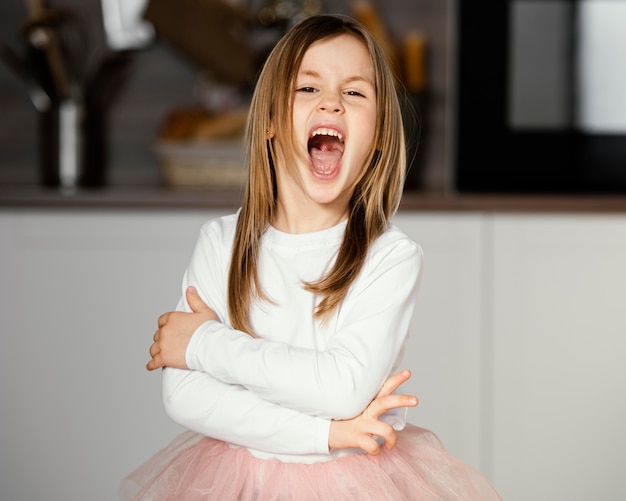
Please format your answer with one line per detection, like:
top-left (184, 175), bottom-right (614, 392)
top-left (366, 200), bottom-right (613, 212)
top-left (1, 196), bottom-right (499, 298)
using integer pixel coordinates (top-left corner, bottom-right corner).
top-left (188, 286), bottom-right (197, 294)
top-left (409, 397), bottom-right (418, 405)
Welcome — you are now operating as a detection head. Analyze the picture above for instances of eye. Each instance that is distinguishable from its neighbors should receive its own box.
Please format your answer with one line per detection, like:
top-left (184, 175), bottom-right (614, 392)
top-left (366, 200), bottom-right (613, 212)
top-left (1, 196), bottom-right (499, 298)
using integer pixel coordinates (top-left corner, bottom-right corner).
top-left (296, 86), bottom-right (317, 93)
top-left (345, 90), bottom-right (366, 97)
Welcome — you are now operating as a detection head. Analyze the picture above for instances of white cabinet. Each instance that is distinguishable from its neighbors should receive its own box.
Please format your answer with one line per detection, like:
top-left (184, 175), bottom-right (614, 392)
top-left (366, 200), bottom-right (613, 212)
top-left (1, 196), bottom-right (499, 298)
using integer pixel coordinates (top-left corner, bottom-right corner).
top-left (393, 213), bottom-right (488, 471)
top-left (489, 215), bottom-right (626, 501)
top-left (399, 213), bottom-right (626, 501)
top-left (1, 209), bottom-right (624, 500)
top-left (0, 209), bottom-right (230, 501)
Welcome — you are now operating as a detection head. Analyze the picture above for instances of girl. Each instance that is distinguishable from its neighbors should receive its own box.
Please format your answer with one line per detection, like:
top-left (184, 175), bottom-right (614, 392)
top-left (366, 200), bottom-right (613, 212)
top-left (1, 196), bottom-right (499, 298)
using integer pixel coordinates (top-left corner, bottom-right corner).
top-left (121, 14), bottom-right (501, 500)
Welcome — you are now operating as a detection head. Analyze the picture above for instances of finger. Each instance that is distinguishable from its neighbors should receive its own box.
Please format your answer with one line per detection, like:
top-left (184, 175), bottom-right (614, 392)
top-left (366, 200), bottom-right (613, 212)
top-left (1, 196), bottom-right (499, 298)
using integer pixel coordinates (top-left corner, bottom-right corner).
top-left (377, 423), bottom-right (399, 450)
top-left (186, 286), bottom-right (210, 313)
top-left (367, 394), bottom-right (419, 419)
top-left (384, 433), bottom-right (398, 450)
top-left (157, 312), bottom-right (169, 328)
top-left (362, 421), bottom-right (399, 451)
top-left (359, 435), bottom-right (382, 456)
top-left (376, 369), bottom-right (412, 399)
top-left (149, 341), bottom-right (160, 358)
top-left (146, 354), bottom-right (162, 371)
top-left (383, 393), bottom-right (419, 409)
top-left (153, 329), bottom-right (160, 342)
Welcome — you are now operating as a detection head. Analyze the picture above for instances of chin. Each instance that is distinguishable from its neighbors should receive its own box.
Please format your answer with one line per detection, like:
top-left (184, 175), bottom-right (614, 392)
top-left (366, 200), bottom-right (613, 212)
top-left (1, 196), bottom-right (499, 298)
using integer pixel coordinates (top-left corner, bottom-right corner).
top-left (305, 184), bottom-right (353, 208)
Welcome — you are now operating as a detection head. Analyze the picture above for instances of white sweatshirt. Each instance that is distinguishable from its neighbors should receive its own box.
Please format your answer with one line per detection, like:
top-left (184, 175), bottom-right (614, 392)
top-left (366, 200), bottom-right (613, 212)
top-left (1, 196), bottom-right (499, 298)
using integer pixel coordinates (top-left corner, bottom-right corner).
top-left (162, 213), bottom-right (423, 463)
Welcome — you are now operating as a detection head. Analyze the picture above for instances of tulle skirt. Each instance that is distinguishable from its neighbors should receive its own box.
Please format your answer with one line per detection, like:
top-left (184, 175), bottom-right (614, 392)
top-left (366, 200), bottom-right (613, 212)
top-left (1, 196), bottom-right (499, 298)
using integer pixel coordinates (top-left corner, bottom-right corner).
top-left (120, 424), bottom-right (501, 500)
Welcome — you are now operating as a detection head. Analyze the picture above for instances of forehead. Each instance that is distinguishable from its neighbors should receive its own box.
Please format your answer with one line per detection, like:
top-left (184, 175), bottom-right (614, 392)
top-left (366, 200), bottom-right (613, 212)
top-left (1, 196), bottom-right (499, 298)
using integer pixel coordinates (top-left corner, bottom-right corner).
top-left (297, 34), bottom-right (375, 83)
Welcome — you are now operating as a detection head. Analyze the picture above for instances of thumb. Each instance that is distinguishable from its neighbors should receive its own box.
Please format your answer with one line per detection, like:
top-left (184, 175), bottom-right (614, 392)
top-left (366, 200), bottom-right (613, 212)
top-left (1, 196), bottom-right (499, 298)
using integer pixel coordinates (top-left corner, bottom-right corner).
top-left (186, 286), bottom-right (210, 313)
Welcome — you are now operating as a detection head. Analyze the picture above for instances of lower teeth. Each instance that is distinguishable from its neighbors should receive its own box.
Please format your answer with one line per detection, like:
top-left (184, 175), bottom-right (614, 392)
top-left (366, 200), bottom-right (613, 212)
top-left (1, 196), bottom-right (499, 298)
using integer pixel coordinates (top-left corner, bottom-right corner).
top-left (315, 167), bottom-right (333, 175)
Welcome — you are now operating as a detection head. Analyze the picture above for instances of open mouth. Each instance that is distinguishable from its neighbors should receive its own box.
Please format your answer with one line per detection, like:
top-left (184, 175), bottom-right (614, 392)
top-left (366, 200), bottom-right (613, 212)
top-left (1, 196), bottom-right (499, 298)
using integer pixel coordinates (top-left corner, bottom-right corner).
top-left (308, 127), bottom-right (344, 177)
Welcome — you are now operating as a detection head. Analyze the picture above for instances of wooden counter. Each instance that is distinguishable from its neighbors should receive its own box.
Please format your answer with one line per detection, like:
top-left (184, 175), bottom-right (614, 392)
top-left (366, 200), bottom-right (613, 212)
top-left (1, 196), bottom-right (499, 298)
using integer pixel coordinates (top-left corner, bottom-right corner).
top-left (1, 185), bottom-right (626, 213)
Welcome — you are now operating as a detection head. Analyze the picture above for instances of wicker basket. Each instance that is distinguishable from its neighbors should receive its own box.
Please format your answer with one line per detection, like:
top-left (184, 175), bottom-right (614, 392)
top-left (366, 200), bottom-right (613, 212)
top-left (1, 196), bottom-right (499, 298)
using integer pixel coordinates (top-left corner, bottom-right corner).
top-left (157, 140), bottom-right (247, 189)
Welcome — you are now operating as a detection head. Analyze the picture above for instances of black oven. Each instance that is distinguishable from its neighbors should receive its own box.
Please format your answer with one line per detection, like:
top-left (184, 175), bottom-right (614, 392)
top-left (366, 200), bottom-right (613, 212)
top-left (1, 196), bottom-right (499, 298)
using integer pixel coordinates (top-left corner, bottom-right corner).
top-left (453, 0), bottom-right (626, 193)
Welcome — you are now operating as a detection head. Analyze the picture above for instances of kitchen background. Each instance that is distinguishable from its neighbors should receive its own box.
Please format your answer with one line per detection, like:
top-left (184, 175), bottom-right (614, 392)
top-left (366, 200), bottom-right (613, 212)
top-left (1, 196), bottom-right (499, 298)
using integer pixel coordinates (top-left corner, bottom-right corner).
top-left (1, 1), bottom-right (626, 501)
top-left (0, 0), bottom-right (447, 191)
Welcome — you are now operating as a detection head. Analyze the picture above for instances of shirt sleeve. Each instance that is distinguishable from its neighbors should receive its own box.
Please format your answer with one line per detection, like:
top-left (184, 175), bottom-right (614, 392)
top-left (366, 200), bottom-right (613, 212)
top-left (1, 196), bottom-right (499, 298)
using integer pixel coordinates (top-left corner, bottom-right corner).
top-left (162, 218), bottom-right (331, 455)
top-left (162, 368), bottom-right (331, 455)
top-left (185, 231), bottom-right (423, 420)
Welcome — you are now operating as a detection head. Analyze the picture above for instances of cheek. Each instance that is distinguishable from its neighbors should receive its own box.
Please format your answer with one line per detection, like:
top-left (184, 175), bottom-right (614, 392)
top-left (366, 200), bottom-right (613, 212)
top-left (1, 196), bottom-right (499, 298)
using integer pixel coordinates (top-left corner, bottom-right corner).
top-left (292, 105), bottom-right (307, 130)
top-left (355, 107), bottom-right (377, 138)
top-left (358, 115), bottom-right (377, 156)
top-left (366, 110), bottom-right (378, 140)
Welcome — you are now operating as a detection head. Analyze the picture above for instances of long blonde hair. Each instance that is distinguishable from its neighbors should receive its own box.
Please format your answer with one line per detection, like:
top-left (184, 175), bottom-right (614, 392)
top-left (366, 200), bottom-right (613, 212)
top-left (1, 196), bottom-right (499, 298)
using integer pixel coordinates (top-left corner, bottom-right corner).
top-left (228, 14), bottom-right (406, 336)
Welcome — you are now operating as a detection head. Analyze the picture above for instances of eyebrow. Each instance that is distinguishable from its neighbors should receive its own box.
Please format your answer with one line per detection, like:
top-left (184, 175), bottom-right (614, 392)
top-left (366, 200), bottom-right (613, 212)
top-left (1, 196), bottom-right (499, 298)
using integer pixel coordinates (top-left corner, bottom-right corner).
top-left (297, 69), bottom-right (374, 86)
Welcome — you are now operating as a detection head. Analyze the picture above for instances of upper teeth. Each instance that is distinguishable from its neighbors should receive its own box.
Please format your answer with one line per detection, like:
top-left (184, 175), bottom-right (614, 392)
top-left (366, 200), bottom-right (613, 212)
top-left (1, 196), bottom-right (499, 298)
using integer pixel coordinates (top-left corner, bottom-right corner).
top-left (311, 128), bottom-right (343, 141)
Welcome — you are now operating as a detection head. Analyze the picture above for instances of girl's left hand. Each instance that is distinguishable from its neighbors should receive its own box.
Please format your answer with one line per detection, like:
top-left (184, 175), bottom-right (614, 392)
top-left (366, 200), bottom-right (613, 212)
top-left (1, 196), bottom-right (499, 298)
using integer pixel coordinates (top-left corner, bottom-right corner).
top-left (146, 286), bottom-right (218, 371)
top-left (328, 370), bottom-right (418, 455)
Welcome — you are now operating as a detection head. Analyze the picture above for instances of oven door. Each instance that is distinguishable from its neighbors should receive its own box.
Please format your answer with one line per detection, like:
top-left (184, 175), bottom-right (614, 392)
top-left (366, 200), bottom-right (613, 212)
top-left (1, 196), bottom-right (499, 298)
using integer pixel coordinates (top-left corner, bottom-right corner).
top-left (453, 0), bottom-right (626, 193)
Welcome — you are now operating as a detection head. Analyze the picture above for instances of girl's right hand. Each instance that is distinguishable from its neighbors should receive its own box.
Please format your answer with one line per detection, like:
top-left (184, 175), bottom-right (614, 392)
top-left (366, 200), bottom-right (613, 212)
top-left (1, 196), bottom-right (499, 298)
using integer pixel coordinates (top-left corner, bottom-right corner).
top-left (146, 286), bottom-right (218, 371)
top-left (328, 370), bottom-right (418, 455)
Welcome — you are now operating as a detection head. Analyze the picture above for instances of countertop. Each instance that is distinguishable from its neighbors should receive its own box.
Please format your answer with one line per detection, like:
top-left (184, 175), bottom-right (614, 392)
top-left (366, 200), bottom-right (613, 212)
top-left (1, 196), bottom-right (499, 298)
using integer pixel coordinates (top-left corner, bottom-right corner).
top-left (1, 185), bottom-right (626, 213)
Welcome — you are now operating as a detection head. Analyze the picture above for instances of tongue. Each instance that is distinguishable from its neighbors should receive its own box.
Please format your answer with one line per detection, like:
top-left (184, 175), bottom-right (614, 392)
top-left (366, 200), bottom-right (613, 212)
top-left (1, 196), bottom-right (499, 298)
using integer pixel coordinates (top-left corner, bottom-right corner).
top-left (309, 136), bottom-right (343, 173)
top-left (310, 148), bottom-right (342, 171)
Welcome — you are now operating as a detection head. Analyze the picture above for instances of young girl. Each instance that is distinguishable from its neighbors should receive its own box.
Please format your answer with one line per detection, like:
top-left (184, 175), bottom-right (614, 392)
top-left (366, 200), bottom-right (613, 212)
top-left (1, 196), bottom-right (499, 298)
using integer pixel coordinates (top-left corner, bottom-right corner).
top-left (120, 14), bottom-right (502, 500)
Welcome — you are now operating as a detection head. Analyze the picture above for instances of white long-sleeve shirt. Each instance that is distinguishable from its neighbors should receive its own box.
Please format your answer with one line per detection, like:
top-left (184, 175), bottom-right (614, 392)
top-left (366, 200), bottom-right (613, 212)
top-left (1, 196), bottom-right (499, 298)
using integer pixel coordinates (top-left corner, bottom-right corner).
top-left (162, 213), bottom-right (423, 463)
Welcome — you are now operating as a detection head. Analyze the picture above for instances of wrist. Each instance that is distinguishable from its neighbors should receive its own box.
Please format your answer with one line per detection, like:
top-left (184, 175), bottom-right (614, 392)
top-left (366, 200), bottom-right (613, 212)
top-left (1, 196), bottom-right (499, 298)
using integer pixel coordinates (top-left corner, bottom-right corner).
top-left (328, 419), bottom-right (351, 451)
top-left (184, 319), bottom-right (219, 371)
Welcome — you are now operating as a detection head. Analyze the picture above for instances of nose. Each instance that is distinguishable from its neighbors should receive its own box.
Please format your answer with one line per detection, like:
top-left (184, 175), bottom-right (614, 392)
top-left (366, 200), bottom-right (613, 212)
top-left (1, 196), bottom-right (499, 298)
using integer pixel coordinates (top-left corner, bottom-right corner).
top-left (318, 91), bottom-right (344, 114)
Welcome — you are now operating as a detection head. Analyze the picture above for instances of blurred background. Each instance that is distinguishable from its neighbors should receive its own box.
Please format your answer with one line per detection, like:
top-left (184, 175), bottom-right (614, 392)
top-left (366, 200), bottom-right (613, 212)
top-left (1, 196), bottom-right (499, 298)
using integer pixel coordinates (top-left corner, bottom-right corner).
top-left (1, 1), bottom-right (625, 501)
top-left (0, 0), bottom-right (446, 191)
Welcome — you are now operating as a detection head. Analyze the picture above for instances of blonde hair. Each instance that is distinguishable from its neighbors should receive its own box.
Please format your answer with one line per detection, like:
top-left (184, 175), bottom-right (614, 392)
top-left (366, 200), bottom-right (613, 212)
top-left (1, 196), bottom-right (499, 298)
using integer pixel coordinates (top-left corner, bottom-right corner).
top-left (228, 14), bottom-right (406, 336)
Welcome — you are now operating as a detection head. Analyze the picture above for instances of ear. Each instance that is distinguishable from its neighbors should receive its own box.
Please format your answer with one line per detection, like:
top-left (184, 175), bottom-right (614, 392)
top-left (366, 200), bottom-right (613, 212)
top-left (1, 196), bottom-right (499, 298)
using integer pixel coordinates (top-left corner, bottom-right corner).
top-left (265, 125), bottom-right (275, 139)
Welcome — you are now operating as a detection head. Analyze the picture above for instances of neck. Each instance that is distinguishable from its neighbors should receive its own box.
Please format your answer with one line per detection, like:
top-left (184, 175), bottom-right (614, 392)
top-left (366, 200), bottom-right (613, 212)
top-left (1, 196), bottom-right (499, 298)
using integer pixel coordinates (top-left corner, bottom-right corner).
top-left (272, 197), bottom-right (348, 234)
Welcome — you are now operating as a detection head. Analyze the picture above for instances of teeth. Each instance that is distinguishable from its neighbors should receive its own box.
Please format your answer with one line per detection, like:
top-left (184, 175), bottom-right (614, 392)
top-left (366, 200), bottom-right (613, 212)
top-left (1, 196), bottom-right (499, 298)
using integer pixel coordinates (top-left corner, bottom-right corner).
top-left (315, 166), bottom-right (335, 175)
top-left (311, 128), bottom-right (343, 141)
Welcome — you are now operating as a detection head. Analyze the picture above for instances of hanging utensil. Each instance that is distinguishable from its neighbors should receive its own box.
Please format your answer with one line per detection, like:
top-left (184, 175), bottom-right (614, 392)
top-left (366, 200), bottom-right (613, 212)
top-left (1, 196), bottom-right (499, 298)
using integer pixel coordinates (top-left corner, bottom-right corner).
top-left (0, 42), bottom-right (51, 111)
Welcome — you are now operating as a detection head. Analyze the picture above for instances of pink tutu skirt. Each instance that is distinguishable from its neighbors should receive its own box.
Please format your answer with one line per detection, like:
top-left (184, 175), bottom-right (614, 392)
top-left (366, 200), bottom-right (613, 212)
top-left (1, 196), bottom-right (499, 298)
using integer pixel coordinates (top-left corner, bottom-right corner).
top-left (120, 424), bottom-right (501, 500)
